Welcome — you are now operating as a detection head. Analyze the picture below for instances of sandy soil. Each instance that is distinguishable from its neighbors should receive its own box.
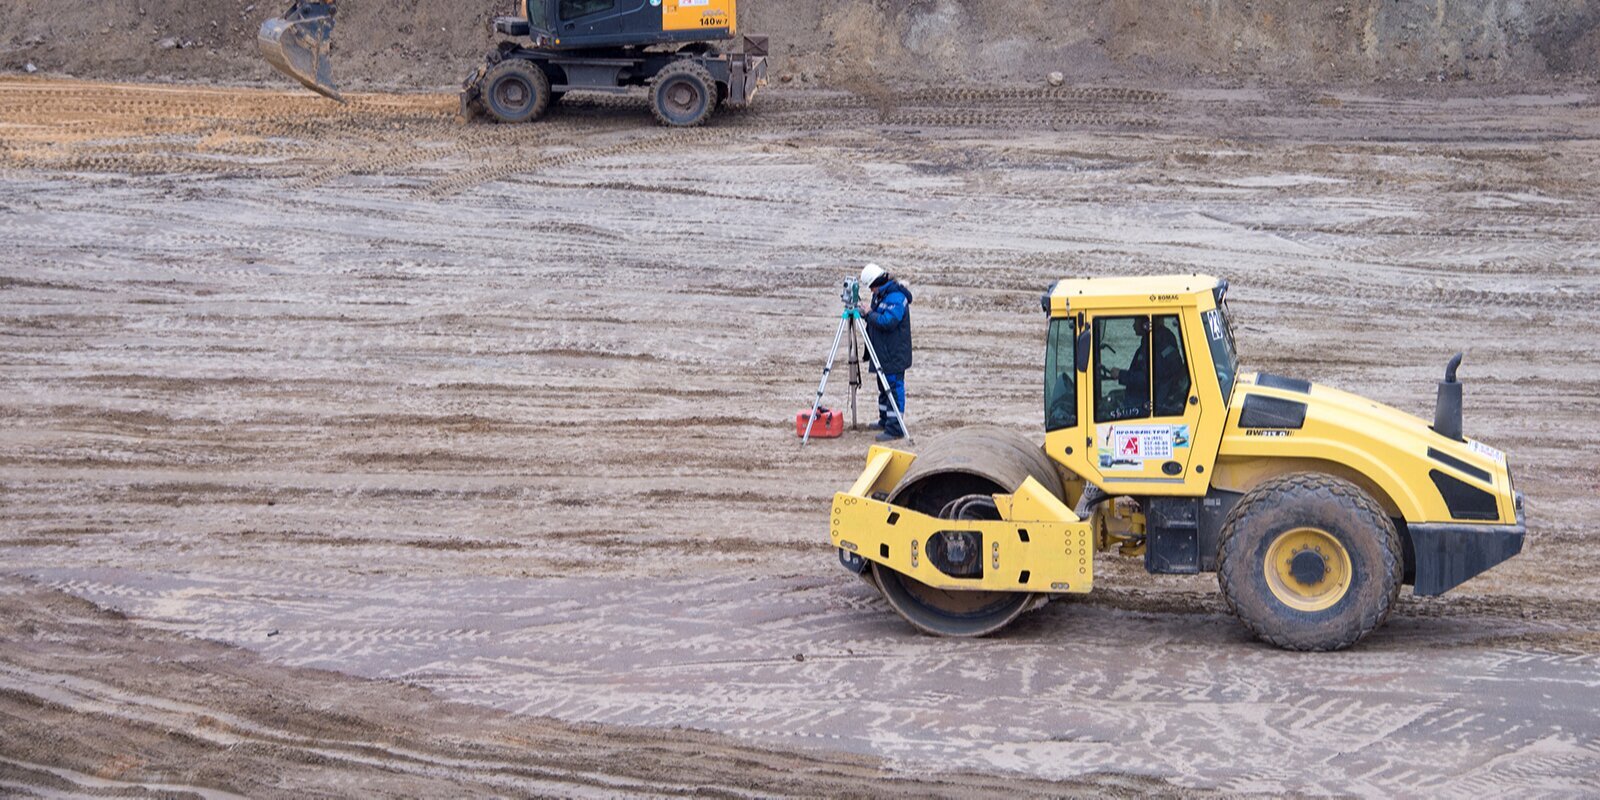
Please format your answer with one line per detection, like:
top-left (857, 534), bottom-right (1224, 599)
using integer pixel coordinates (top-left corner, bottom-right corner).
top-left (2, 76), bottom-right (1600, 795)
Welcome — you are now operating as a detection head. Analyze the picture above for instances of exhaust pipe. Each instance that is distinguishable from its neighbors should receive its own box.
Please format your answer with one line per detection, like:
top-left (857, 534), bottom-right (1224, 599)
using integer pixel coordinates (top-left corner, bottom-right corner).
top-left (1432, 352), bottom-right (1464, 441)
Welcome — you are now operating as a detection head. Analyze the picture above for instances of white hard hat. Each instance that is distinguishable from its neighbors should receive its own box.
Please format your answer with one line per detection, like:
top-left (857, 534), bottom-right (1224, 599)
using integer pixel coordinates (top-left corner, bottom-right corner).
top-left (860, 263), bottom-right (886, 288)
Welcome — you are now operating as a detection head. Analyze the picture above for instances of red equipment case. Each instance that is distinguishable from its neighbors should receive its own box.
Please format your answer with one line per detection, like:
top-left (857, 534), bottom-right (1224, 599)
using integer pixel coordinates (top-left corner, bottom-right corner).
top-left (796, 407), bottom-right (844, 439)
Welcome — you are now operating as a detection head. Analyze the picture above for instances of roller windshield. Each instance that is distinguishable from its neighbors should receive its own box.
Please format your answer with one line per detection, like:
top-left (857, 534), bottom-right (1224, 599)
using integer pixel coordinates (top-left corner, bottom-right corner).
top-left (1202, 303), bottom-right (1239, 402)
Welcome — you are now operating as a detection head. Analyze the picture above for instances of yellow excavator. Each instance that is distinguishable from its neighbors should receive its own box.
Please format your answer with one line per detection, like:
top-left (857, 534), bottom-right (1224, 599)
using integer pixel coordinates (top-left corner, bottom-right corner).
top-left (258, 0), bottom-right (767, 126)
top-left (831, 275), bottom-right (1525, 650)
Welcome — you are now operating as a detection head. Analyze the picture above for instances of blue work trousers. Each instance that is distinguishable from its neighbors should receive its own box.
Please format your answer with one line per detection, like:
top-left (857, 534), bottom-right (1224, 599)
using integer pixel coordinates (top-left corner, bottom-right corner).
top-left (877, 372), bottom-right (906, 436)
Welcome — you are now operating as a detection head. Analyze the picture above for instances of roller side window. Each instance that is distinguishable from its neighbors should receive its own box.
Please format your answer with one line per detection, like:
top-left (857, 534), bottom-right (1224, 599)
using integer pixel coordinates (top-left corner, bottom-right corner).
top-left (1045, 318), bottom-right (1078, 431)
top-left (1152, 314), bottom-right (1190, 417)
top-left (1094, 315), bottom-right (1150, 423)
top-left (1202, 306), bottom-right (1239, 402)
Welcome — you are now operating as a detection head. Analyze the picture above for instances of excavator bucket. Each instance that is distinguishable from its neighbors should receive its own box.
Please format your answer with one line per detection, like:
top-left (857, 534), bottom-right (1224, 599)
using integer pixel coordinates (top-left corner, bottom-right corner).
top-left (258, 2), bottom-right (345, 103)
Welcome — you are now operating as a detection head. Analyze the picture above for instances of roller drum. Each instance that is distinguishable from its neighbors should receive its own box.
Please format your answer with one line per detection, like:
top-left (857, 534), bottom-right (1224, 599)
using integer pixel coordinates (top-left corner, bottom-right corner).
top-left (870, 426), bottom-right (1066, 637)
top-left (888, 425), bottom-right (1066, 514)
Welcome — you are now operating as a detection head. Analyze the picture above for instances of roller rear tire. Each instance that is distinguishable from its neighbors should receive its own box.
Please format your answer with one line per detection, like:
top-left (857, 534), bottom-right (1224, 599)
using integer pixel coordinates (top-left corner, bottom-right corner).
top-left (1217, 473), bottom-right (1402, 651)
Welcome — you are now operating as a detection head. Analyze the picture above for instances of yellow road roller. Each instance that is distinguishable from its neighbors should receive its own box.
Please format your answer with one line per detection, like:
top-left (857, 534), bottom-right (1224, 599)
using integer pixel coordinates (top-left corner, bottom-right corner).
top-left (830, 275), bottom-right (1524, 650)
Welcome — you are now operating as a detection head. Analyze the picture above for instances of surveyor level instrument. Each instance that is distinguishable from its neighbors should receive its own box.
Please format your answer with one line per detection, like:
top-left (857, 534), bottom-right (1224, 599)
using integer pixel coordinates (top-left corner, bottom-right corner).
top-left (801, 279), bottom-right (914, 447)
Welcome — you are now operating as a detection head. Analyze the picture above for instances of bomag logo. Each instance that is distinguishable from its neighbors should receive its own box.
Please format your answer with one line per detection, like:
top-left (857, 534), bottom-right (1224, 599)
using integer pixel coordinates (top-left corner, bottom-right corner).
top-left (1149, 293), bottom-right (1179, 302)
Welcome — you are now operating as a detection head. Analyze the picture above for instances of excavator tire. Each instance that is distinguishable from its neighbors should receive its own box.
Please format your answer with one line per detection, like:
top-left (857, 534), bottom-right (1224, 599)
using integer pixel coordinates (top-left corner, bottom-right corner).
top-left (869, 426), bottom-right (1066, 638)
top-left (650, 60), bottom-right (717, 128)
top-left (1217, 472), bottom-right (1402, 651)
top-left (482, 59), bottom-right (552, 124)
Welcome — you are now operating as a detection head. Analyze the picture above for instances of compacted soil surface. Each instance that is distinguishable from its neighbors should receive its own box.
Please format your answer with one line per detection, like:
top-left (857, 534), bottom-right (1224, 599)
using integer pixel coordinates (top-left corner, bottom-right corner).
top-left (2, 76), bottom-right (1599, 796)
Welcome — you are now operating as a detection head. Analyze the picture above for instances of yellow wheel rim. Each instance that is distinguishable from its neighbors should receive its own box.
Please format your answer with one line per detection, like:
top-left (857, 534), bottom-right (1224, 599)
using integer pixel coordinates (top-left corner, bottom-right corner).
top-left (1263, 527), bottom-right (1352, 612)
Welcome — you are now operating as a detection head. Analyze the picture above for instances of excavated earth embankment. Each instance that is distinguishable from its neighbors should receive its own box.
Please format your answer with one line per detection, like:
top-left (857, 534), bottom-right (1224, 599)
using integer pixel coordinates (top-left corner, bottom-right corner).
top-left (3, 0), bottom-right (1599, 91)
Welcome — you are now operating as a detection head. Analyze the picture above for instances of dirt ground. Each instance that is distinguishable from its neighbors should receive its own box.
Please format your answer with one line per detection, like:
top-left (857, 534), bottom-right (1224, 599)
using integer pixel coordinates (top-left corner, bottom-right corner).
top-left (3, 76), bottom-right (1600, 796)
top-left (0, 576), bottom-right (1171, 797)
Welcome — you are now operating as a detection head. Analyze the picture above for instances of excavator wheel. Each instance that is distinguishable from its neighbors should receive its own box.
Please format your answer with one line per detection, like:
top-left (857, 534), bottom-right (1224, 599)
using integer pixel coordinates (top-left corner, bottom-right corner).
top-left (870, 426), bottom-right (1065, 637)
top-left (482, 59), bottom-right (552, 124)
top-left (650, 60), bottom-right (717, 128)
top-left (1217, 473), bottom-right (1403, 651)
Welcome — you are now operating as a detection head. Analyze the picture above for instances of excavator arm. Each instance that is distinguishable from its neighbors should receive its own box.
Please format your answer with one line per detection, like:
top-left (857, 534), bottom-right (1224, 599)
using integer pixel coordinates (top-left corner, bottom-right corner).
top-left (258, 1), bottom-right (343, 102)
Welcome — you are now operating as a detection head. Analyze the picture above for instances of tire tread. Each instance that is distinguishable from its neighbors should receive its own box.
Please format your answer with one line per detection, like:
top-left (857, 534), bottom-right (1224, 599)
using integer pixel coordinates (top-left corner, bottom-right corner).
top-left (1217, 472), bottom-right (1402, 651)
top-left (650, 60), bottom-right (717, 128)
top-left (483, 59), bottom-right (551, 124)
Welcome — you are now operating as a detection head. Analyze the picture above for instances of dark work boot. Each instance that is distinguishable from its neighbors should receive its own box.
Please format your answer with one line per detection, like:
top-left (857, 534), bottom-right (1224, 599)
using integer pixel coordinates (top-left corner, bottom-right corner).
top-left (875, 430), bottom-right (905, 442)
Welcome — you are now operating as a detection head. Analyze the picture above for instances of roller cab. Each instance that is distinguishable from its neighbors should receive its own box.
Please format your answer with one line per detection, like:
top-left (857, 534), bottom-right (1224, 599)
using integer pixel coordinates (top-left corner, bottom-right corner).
top-left (832, 274), bottom-right (1525, 650)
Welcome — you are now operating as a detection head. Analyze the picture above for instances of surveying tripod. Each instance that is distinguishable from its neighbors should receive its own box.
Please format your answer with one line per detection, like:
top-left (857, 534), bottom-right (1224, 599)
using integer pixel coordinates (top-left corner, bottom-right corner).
top-left (801, 279), bottom-right (913, 447)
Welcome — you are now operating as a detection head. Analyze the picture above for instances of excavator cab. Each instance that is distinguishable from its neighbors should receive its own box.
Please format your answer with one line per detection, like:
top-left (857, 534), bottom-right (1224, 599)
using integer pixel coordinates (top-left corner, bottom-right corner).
top-left (497, 0), bottom-right (733, 49)
top-left (530, 0), bottom-right (736, 48)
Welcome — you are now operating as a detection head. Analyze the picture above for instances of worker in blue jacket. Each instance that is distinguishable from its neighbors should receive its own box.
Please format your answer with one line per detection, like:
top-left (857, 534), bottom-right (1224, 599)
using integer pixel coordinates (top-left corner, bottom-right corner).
top-left (860, 263), bottom-right (913, 441)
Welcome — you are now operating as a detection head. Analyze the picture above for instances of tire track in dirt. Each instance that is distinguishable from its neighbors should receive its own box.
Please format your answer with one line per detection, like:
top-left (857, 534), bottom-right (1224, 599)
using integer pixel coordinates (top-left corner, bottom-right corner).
top-left (298, 112), bottom-right (652, 188)
top-left (17, 566), bottom-right (1598, 797)
top-left (3, 579), bottom-right (1151, 798)
top-left (418, 127), bottom-right (732, 196)
top-left (5, 78), bottom-right (1180, 186)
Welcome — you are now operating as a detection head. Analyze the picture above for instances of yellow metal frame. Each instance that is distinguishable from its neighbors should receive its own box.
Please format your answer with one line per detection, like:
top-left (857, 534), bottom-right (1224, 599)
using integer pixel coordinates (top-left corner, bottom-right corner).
top-left (830, 447), bottom-right (1095, 594)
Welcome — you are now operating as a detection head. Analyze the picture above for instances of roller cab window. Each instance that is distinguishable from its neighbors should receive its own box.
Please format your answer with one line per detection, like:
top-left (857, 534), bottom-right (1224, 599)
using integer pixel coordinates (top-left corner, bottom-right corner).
top-left (1152, 315), bottom-right (1190, 416)
top-left (1094, 314), bottom-right (1190, 424)
top-left (1202, 304), bottom-right (1238, 403)
top-left (1044, 318), bottom-right (1077, 432)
